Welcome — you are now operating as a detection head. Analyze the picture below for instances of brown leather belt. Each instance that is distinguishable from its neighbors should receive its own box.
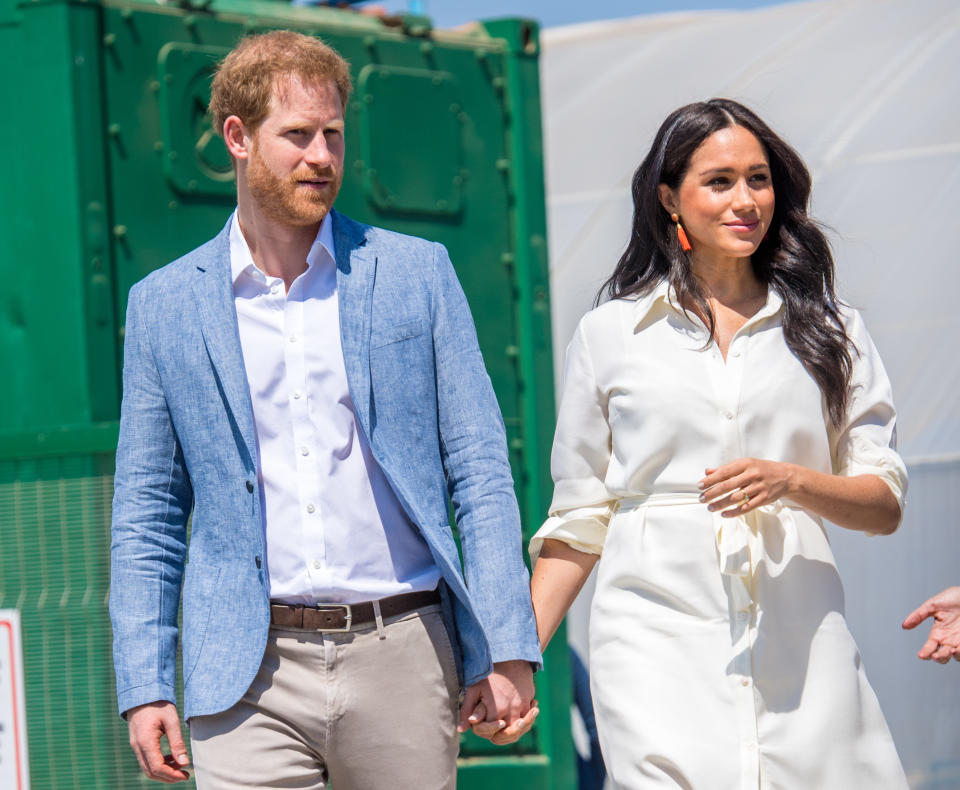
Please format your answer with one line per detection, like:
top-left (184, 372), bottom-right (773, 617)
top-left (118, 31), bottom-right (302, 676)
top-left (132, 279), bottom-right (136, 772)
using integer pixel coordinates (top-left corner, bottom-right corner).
top-left (269, 589), bottom-right (441, 632)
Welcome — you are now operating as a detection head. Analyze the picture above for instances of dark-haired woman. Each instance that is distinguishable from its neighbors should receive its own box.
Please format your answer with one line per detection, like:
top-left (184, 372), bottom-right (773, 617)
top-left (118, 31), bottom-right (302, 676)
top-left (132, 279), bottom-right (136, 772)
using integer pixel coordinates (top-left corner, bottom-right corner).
top-left (529, 99), bottom-right (908, 788)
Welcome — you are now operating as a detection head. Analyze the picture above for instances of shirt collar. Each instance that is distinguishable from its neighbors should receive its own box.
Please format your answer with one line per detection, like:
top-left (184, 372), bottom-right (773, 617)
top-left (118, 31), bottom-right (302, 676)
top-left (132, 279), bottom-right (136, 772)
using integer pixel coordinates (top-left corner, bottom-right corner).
top-left (229, 209), bottom-right (336, 285)
top-left (630, 277), bottom-right (784, 328)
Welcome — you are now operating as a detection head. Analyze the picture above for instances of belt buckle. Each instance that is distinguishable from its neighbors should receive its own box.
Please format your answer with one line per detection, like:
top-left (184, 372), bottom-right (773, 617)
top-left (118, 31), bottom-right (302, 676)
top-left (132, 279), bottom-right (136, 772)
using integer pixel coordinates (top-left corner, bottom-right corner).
top-left (315, 603), bottom-right (352, 632)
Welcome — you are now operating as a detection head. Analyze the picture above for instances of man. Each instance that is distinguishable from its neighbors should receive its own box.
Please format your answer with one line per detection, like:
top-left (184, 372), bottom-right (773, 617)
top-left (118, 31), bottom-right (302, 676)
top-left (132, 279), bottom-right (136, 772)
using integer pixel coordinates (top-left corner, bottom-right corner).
top-left (110, 30), bottom-right (540, 788)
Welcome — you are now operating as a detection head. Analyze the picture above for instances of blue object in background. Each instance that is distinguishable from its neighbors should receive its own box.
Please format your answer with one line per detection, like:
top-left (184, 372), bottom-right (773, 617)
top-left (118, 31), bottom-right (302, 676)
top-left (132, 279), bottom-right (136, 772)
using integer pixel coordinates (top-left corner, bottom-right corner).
top-left (570, 647), bottom-right (606, 790)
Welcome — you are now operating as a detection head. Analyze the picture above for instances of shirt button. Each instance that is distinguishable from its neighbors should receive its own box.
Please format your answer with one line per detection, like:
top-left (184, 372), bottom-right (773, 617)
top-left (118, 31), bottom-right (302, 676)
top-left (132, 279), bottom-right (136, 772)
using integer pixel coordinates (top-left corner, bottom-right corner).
top-left (306, 503), bottom-right (316, 514)
top-left (732, 350), bottom-right (742, 358)
top-left (300, 446), bottom-right (310, 456)
top-left (313, 560), bottom-right (322, 570)
top-left (292, 390), bottom-right (302, 400)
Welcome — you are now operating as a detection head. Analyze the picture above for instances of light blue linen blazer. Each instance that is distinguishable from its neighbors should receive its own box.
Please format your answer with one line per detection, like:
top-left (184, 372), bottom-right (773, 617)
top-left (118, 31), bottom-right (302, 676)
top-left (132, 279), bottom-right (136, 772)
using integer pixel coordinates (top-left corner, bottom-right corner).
top-left (109, 211), bottom-right (541, 720)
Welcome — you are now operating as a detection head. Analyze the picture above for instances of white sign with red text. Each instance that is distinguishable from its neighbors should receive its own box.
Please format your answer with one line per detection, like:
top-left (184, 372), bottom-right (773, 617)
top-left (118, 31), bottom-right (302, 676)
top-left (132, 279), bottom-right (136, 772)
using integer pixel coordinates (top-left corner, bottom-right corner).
top-left (0, 609), bottom-right (29, 789)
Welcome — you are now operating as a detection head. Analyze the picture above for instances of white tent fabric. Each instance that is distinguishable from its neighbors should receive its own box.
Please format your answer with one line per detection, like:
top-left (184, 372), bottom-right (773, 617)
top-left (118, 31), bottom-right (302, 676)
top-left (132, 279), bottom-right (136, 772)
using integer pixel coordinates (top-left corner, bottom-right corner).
top-left (540, 1), bottom-right (960, 785)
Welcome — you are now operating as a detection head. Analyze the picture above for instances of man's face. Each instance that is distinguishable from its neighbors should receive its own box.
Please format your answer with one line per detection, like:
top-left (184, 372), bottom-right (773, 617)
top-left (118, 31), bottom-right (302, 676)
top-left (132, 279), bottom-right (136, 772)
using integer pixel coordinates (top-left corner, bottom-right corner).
top-left (245, 76), bottom-right (345, 227)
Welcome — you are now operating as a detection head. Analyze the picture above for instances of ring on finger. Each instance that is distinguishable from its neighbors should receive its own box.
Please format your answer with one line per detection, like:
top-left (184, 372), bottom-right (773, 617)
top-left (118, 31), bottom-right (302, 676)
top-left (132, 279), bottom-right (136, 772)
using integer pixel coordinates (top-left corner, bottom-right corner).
top-left (742, 491), bottom-right (750, 505)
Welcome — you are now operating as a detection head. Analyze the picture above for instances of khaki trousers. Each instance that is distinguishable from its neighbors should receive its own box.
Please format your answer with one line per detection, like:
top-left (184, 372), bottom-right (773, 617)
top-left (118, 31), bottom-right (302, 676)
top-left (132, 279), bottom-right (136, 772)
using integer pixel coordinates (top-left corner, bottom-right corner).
top-left (189, 604), bottom-right (461, 789)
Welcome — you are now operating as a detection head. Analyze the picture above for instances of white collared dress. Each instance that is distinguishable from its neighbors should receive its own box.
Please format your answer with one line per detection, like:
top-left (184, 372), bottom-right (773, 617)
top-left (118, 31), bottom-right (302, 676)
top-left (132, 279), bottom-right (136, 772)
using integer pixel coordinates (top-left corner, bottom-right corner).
top-left (531, 282), bottom-right (909, 789)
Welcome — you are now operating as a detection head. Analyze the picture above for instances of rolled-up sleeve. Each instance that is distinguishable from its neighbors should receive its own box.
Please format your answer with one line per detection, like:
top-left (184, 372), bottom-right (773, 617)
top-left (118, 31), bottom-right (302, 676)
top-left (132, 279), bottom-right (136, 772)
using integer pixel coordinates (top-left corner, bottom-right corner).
top-left (530, 320), bottom-right (615, 563)
top-left (830, 307), bottom-right (908, 526)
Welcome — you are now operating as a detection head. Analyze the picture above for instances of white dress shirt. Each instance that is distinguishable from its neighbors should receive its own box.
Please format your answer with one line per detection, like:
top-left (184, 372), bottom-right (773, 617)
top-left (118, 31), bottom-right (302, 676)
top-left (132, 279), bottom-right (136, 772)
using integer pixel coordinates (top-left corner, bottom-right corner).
top-left (531, 281), bottom-right (908, 789)
top-left (230, 212), bottom-right (440, 604)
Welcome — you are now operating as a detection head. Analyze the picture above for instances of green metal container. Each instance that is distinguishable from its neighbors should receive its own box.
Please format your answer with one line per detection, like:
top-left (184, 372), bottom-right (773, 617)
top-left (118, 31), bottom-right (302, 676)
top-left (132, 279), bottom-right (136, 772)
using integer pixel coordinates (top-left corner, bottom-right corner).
top-left (0, 1), bottom-right (574, 787)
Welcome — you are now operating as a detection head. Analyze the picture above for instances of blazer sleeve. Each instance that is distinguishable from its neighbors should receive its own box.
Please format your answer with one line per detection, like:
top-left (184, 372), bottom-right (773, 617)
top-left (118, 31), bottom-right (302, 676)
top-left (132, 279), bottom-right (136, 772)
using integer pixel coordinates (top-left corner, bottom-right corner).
top-left (109, 282), bottom-right (193, 716)
top-left (430, 243), bottom-right (542, 670)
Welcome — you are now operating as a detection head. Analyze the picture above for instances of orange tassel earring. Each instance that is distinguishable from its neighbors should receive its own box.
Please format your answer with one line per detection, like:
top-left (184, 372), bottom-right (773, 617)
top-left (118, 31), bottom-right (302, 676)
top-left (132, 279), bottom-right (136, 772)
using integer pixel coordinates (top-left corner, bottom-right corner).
top-left (671, 213), bottom-right (692, 252)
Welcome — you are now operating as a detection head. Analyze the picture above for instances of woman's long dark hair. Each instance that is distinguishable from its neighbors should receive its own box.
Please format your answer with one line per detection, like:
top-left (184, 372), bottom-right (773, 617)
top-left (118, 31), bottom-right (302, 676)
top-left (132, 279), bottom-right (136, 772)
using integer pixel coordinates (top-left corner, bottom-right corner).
top-left (599, 98), bottom-right (853, 425)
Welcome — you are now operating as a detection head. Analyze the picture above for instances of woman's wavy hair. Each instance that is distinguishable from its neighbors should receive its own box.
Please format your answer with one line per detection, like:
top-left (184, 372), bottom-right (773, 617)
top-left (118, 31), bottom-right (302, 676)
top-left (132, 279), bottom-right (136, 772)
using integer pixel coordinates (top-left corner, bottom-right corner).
top-left (598, 98), bottom-right (853, 425)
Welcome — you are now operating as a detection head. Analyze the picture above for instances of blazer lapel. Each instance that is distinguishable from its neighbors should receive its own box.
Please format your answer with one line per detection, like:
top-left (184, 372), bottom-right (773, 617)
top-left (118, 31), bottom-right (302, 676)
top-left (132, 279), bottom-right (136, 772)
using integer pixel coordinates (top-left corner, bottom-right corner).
top-left (333, 210), bottom-right (376, 434)
top-left (191, 220), bottom-right (258, 470)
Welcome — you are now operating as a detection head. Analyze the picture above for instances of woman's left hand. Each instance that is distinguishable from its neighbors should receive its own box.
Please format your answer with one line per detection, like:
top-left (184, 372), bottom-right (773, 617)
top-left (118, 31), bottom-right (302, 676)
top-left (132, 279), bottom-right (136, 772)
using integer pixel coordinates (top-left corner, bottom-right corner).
top-left (698, 458), bottom-right (796, 517)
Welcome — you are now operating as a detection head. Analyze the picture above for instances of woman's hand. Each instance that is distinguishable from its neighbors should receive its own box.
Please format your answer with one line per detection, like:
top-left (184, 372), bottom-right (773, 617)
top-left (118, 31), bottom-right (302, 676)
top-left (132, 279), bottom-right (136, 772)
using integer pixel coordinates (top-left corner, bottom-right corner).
top-left (698, 457), bottom-right (900, 534)
top-left (698, 458), bottom-right (797, 517)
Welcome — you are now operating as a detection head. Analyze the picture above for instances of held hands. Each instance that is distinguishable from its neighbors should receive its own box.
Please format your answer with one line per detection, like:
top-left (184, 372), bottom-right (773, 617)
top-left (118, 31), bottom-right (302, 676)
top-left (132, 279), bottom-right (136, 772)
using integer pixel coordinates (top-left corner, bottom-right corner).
top-left (457, 659), bottom-right (539, 745)
top-left (902, 586), bottom-right (960, 664)
top-left (126, 701), bottom-right (191, 783)
top-left (699, 458), bottom-right (795, 517)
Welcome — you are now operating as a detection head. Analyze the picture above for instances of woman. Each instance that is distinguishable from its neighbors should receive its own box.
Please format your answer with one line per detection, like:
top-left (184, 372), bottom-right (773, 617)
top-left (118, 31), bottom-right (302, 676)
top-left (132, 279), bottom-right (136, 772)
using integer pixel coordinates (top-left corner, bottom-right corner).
top-left (530, 99), bottom-right (908, 788)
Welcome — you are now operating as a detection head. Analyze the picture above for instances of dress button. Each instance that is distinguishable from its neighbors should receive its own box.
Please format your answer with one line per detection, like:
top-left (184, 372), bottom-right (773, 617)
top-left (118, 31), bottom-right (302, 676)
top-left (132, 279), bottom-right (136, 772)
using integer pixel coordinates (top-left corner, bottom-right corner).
top-left (245, 480), bottom-right (254, 493)
top-left (306, 503), bottom-right (316, 514)
top-left (292, 390), bottom-right (302, 400)
top-left (300, 446), bottom-right (309, 456)
top-left (313, 560), bottom-right (322, 570)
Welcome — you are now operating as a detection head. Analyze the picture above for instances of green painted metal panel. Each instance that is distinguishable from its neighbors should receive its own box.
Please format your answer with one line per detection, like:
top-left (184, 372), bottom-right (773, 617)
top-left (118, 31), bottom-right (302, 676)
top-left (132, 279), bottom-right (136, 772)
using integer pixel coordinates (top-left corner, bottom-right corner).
top-left (1, 3), bottom-right (572, 787)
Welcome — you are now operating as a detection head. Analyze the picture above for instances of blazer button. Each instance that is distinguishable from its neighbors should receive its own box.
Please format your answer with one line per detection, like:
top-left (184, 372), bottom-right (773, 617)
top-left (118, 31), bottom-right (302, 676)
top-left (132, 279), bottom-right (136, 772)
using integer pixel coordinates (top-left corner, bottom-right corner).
top-left (246, 480), bottom-right (254, 493)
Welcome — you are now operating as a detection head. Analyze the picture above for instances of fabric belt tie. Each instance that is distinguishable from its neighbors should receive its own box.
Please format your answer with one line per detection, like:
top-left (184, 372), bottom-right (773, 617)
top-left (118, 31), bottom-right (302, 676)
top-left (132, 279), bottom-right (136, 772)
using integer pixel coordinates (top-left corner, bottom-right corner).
top-left (269, 589), bottom-right (440, 632)
top-left (616, 492), bottom-right (787, 581)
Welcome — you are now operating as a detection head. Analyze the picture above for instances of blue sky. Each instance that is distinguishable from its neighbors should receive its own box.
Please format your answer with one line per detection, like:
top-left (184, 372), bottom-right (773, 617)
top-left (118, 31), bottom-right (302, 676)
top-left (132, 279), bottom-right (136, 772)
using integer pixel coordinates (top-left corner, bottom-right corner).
top-left (361, 0), bottom-right (806, 29)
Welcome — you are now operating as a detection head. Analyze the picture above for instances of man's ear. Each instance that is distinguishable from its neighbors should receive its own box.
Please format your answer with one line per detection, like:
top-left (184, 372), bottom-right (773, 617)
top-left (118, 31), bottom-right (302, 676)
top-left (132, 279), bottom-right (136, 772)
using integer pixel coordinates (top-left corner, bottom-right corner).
top-left (222, 115), bottom-right (251, 162)
top-left (657, 183), bottom-right (678, 217)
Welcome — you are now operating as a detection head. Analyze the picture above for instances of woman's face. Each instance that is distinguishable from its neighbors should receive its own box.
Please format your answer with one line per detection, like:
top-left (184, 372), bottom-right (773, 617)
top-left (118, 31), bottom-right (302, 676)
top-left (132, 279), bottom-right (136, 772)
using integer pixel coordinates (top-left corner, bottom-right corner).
top-left (658, 125), bottom-right (775, 264)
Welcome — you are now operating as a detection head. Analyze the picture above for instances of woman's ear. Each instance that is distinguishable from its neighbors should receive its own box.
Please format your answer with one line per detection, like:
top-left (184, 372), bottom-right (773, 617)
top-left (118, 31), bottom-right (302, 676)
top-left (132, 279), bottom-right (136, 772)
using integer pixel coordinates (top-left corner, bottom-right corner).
top-left (657, 183), bottom-right (678, 217)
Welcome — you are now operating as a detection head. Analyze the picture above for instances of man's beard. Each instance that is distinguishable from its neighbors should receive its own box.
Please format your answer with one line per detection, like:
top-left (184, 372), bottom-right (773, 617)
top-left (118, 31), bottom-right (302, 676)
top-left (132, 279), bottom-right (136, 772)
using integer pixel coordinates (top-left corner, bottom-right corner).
top-left (246, 145), bottom-right (341, 227)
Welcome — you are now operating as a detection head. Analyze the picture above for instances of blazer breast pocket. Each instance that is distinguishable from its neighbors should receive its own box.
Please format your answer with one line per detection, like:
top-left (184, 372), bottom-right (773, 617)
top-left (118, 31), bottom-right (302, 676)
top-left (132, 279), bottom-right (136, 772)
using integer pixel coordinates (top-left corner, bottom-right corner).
top-left (370, 318), bottom-right (426, 349)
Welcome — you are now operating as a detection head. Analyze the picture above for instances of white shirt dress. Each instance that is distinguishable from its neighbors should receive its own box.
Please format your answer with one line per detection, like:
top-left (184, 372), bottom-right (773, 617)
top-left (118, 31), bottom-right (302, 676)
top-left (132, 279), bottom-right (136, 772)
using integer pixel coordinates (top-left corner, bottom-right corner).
top-left (531, 281), bottom-right (909, 789)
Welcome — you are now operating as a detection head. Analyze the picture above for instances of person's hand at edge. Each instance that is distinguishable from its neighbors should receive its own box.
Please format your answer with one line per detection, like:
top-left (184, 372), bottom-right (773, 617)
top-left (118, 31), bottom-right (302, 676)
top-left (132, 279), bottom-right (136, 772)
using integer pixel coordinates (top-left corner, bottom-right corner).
top-left (903, 586), bottom-right (960, 664)
top-left (126, 700), bottom-right (191, 782)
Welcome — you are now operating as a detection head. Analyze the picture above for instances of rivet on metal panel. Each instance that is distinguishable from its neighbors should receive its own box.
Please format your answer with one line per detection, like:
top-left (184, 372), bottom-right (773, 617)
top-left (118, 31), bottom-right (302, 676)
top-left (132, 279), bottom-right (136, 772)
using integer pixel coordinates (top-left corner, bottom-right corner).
top-left (363, 35), bottom-right (376, 48)
top-left (505, 345), bottom-right (520, 357)
top-left (475, 49), bottom-right (488, 61)
top-left (120, 7), bottom-right (131, 19)
top-left (108, 124), bottom-right (121, 137)
top-left (501, 252), bottom-right (515, 267)
top-left (164, 73), bottom-right (174, 84)
top-left (496, 158), bottom-right (510, 172)
top-left (353, 160), bottom-right (364, 171)
top-left (510, 438), bottom-right (524, 450)
top-left (168, 201), bottom-right (178, 210)
top-left (150, 80), bottom-right (160, 92)
top-left (113, 225), bottom-right (127, 239)
top-left (102, 32), bottom-right (116, 47)
top-left (420, 41), bottom-right (433, 55)
top-left (449, 103), bottom-right (460, 113)
top-left (187, 179), bottom-right (199, 192)
top-left (153, 141), bottom-right (163, 152)
top-left (492, 76), bottom-right (505, 91)
top-left (183, 15), bottom-right (196, 28)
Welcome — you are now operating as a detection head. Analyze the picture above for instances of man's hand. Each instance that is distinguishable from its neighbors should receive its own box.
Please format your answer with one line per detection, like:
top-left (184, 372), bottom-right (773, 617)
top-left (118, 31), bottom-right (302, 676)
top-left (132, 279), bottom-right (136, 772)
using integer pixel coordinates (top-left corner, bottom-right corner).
top-left (903, 586), bottom-right (960, 663)
top-left (126, 701), bottom-right (191, 782)
top-left (458, 660), bottom-right (539, 745)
